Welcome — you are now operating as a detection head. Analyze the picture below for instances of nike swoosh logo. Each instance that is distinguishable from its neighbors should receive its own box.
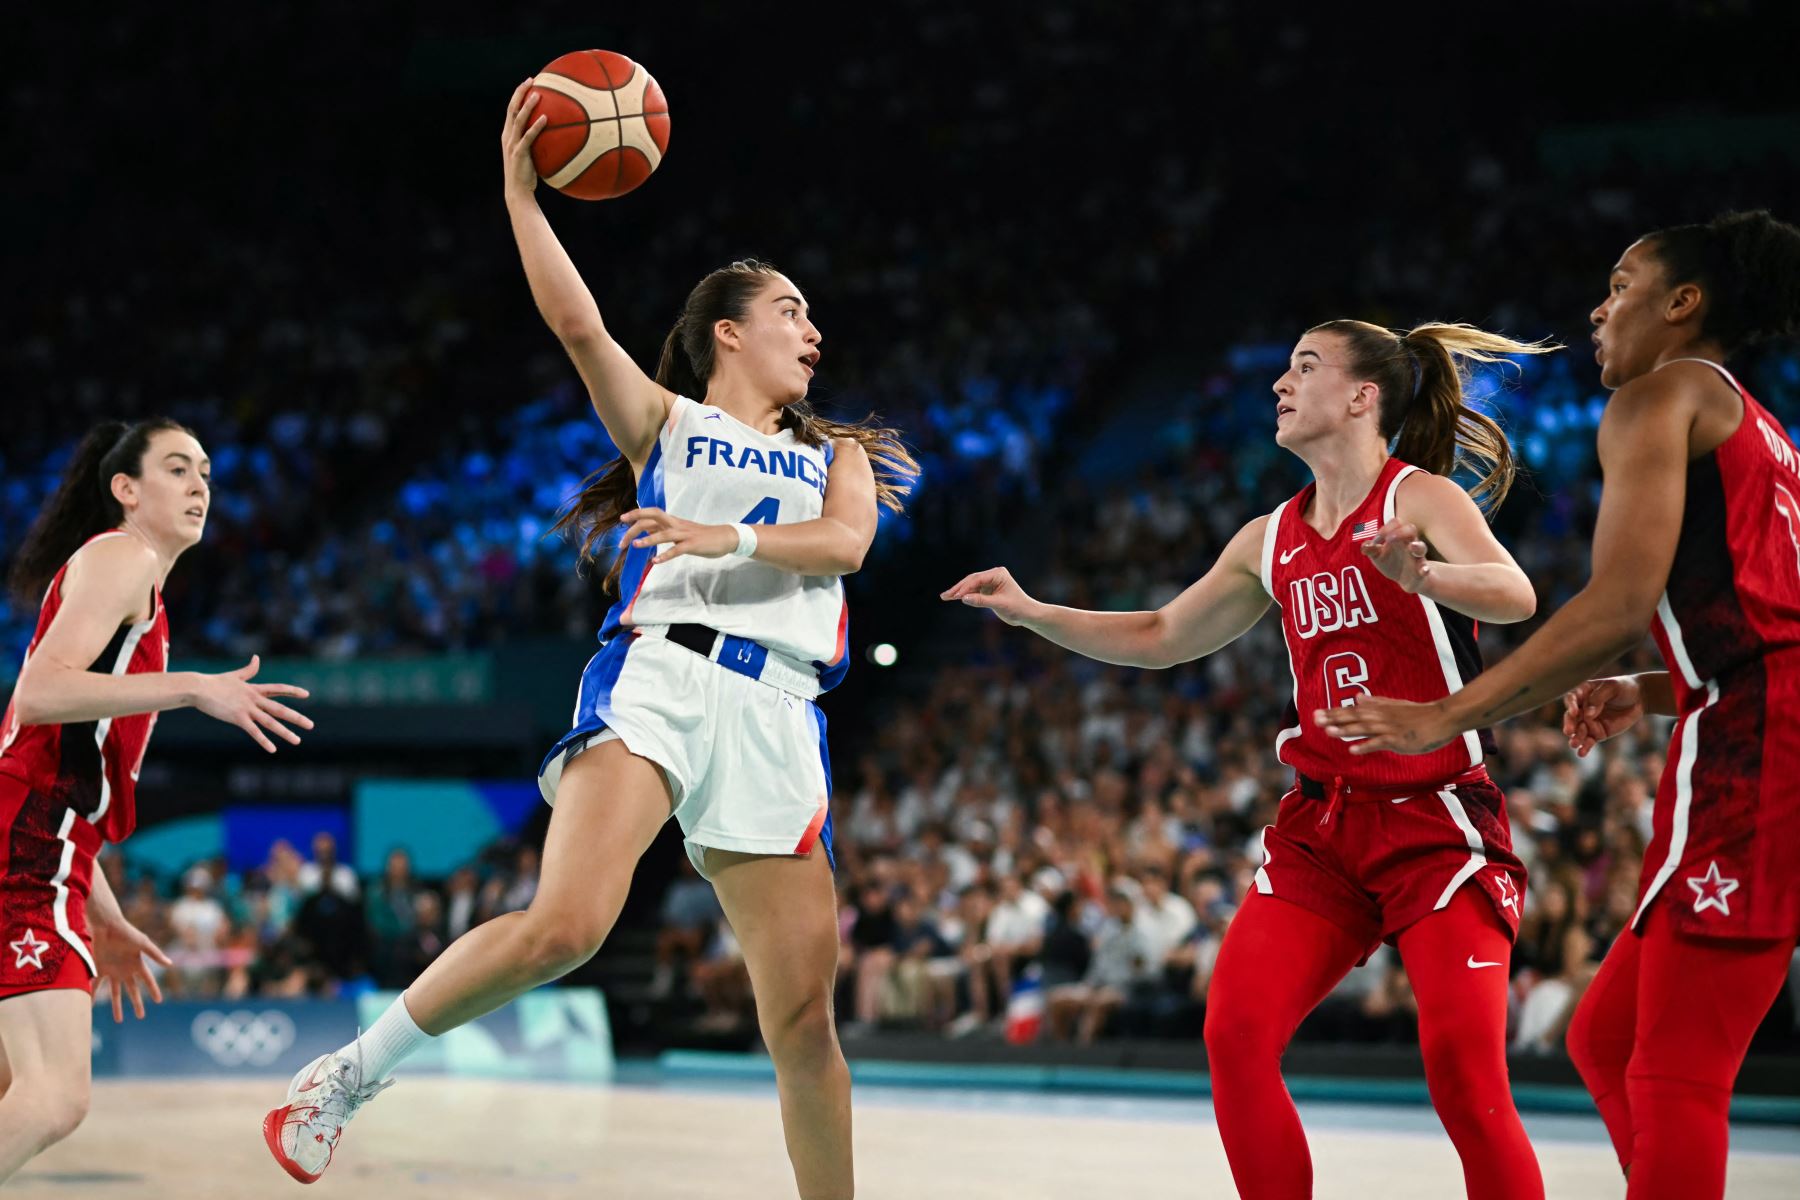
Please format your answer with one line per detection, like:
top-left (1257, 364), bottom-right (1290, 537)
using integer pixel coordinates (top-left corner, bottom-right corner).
top-left (1466, 956), bottom-right (1503, 969)
top-left (703, 413), bottom-right (723, 420)
top-left (1279, 546), bottom-right (1302, 564)
top-left (294, 1064), bottom-right (330, 1093)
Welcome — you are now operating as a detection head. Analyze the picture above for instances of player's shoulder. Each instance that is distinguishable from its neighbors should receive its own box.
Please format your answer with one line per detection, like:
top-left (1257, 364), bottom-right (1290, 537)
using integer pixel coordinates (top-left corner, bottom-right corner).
top-left (62, 532), bottom-right (159, 602)
top-left (1606, 360), bottom-right (1726, 423)
top-left (1392, 465), bottom-right (1465, 508)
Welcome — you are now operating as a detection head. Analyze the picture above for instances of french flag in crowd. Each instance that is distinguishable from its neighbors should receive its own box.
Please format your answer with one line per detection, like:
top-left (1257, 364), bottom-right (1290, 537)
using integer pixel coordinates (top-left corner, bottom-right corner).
top-left (1004, 967), bottom-right (1045, 1045)
top-left (1351, 519), bottom-right (1381, 541)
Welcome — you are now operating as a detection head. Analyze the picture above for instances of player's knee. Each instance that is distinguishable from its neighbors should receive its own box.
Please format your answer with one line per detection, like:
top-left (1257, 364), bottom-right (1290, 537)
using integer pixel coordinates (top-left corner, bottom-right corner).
top-left (1420, 1030), bottom-right (1506, 1123)
top-left (763, 988), bottom-right (838, 1074)
top-left (517, 913), bottom-right (607, 978)
top-left (17, 1080), bottom-right (90, 1147)
top-left (1203, 998), bottom-right (1279, 1069)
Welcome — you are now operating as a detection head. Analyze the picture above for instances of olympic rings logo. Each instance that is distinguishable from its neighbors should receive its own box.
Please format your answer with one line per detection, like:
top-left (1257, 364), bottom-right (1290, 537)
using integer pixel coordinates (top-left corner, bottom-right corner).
top-left (190, 1009), bottom-right (298, 1067)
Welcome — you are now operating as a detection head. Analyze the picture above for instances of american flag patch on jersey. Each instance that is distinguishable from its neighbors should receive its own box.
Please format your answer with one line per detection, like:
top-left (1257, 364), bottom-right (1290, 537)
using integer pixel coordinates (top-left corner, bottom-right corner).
top-left (1351, 519), bottom-right (1381, 541)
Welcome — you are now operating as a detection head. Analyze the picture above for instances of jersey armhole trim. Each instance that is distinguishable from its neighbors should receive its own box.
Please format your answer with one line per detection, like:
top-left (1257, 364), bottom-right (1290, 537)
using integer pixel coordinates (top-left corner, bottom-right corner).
top-left (1383, 464), bottom-right (1423, 524)
top-left (1658, 356), bottom-right (1745, 396)
top-left (1259, 502), bottom-right (1289, 597)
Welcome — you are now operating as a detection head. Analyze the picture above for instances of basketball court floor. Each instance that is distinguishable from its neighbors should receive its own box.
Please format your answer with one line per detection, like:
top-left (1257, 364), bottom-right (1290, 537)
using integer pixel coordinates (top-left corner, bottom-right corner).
top-left (18, 1072), bottom-right (1800, 1197)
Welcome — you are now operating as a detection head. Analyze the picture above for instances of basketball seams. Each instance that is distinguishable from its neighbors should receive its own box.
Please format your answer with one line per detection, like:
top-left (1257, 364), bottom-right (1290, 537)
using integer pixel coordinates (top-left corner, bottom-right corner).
top-left (532, 53), bottom-right (670, 199)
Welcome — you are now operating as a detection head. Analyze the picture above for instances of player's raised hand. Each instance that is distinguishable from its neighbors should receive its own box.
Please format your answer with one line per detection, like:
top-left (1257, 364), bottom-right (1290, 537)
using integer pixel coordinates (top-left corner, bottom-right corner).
top-left (1361, 520), bottom-right (1432, 593)
top-left (1562, 676), bottom-right (1644, 757)
top-left (502, 79), bottom-right (548, 197)
top-left (941, 567), bottom-right (1041, 626)
top-left (191, 655), bottom-right (313, 753)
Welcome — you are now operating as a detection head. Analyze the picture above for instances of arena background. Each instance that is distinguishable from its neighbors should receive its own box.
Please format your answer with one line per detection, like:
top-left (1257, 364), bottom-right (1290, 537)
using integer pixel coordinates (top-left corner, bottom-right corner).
top-left (4, 4), bottom-right (1798, 1196)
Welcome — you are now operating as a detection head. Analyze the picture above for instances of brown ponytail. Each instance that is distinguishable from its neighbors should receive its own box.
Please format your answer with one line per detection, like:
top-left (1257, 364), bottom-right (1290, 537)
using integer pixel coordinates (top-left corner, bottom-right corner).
top-left (7, 417), bottom-right (193, 606)
top-left (550, 259), bottom-right (920, 593)
top-left (1309, 319), bottom-right (1559, 511)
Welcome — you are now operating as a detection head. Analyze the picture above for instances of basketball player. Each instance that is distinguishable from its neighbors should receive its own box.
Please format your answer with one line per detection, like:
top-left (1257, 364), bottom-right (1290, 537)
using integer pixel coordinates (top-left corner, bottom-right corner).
top-left (1319, 210), bottom-right (1800, 1200)
top-left (264, 83), bottom-right (916, 1198)
top-left (0, 418), bottom-right (312, 1182)
top-left (944, 321), bottom-right (1553, 1198)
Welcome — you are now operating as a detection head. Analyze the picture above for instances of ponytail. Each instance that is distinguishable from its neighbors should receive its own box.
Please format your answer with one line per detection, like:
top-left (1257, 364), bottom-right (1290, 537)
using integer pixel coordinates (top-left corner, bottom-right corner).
top-left (1643, 209), bottom-right (1800, 354)
top-left (6, 417), bottom-right (192, 606)
top-left (551, 260), bottom-right (919, 594)
top-left (1309, 319), bottom-right (1559, 511)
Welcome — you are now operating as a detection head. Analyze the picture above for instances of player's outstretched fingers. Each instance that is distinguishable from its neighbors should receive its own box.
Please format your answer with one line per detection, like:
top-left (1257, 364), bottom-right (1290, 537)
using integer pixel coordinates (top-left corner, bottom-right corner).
top-left (259, 697), bottom-right (314, 731)
top-left (239, 716), bottom-right (277, 754)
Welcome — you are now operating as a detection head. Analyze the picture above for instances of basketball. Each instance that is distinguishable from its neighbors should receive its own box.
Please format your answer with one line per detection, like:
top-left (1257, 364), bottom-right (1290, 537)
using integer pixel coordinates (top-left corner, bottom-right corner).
top-left (528, 50), bottom-right (671, 201)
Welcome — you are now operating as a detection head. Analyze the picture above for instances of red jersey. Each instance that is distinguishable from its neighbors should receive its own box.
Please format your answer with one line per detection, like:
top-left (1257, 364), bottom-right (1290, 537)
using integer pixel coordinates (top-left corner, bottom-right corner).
top-left (1638, 359), bottom-right (1800, 939)
top-left (1262, 457), bottom-right (1491, 791)
top-left (0, 531), bottom-right (169, 845)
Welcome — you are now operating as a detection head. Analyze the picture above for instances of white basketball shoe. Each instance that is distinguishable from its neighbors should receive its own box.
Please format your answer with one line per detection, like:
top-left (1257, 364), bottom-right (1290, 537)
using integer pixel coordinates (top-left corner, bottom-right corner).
top-left (262, 1044), bottom-right (394, 1184)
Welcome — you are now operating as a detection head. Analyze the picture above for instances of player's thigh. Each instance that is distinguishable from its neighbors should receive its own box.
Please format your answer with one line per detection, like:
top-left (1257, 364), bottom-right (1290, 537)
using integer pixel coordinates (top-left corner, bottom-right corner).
top-left (707, 847), bottom-right (840, 1017)
top-left (532, 737), bottom-right (674, 921)
top-left (0, 989), bottom-right (91, 1096)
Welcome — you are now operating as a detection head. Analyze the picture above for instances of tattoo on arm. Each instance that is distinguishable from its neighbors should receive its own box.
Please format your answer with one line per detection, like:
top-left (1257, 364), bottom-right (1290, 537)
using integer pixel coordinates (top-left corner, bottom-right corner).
top-left (1477, 686), bottom-right (1533, 724)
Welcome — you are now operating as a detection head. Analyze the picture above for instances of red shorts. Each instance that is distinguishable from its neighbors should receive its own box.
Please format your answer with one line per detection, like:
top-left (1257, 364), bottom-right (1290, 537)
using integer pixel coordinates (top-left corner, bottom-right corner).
top-left (1251, 769), bottom-right (1526, 961)
top-left (0, 777), bottom-right (99, 998)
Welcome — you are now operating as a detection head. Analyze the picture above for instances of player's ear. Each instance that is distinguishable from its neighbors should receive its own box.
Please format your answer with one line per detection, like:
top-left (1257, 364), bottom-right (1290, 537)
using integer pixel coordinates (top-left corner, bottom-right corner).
top-left (110, 471), bottom-right (138, 512)
top-left (1349, 381), bottom-right (1380, 418)
top-left (713, 318), bottom-right (742, 354)
top-left (1664, 281), bottom-right (1705, 327)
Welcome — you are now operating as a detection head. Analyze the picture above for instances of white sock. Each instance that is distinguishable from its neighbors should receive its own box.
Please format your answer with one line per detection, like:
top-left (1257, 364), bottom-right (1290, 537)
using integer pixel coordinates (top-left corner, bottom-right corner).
top-left (344, 992), bottom-right (435, 1081)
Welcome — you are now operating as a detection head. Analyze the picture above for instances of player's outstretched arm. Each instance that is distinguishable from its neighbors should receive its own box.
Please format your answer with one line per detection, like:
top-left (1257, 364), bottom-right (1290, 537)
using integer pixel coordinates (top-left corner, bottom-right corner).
top-left (500, 80), bottom-right (670, 465)
top-left (12, 537), bottom-right (312, 752)
top-left (942, 516), bottom-right (1272, 669)
top-left (1366, 472), bottom-right (1536, 623)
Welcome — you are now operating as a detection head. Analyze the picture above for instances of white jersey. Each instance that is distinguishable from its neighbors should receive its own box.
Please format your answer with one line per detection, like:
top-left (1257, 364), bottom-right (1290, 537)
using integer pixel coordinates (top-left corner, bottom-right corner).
top-left (603, 395), bottom-right (850, 688)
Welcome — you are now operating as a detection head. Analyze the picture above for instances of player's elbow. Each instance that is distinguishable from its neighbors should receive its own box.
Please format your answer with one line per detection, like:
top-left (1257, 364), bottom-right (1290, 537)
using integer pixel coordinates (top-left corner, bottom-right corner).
top-left (555, 320), bottom-right (609, 352)
top-left (10, 669), bottom-right (50, 728)
top-left (1493, 578), bottom-right (1537, 624)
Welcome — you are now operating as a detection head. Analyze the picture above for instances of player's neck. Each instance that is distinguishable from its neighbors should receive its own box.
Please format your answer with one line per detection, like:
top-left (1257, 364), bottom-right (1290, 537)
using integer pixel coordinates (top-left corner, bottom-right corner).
top-left (117, 521), bottom-right (179, 587)
top-left (1303, 441), bottom-right (1389, 534)
top-left (702, 383), bottom-right (786, 436)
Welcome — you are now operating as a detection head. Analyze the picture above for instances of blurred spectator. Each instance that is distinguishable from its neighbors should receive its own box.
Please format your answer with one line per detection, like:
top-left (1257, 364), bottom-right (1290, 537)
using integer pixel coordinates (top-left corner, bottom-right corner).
top-left (298, 832), bottom-right (359, 901)
top-left (1048, 887), bottom-right (1153, 1045)
top-left (653, 857), bottom-right (724, 998)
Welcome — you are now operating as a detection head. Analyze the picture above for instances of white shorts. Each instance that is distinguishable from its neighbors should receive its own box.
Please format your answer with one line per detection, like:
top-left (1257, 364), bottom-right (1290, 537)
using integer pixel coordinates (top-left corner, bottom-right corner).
top-left (538, 630), bottom-right (835, 878)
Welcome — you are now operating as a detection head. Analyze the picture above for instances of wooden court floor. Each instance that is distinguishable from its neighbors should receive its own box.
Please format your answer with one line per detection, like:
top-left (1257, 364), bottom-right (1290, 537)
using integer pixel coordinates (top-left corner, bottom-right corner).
top-left (16, 1078), bottom-right (1800, 1198)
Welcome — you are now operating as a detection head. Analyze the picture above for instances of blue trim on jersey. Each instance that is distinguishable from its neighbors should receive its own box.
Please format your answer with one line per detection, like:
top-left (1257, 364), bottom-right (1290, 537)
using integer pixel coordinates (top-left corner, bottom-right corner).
top-left (822, 440), bottom-right (836, 468)
top-left (810, 701), bottom-right (835, 871)
top-left (812, 607), bottom-right (851, 693)
top-left (599, 439), bottom-right (667, 643)
top-left (538, 634), bottom-right (634, 781)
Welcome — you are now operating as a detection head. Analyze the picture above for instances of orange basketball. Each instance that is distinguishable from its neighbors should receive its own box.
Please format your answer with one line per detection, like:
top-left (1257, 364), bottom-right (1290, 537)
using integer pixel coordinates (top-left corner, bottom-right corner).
top-left (528, 51), bottom-right (671, 201)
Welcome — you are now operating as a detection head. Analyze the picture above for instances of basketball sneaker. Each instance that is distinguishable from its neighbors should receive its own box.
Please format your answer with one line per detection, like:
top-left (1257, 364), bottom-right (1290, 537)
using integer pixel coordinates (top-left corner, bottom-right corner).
top-left (262, 1044), bottom-right (393, 1184)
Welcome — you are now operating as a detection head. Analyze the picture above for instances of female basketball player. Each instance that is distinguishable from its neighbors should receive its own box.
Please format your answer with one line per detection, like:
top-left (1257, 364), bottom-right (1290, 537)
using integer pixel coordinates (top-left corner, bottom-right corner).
top-left (0, 418), bottom-right (312, 1182)
top-left (1319, 209), bottom-right (1800, 1200)
top-left (944, 322), bottom-right (1553, 1199)
top-left (264, 82), bottom-right (916, 1198)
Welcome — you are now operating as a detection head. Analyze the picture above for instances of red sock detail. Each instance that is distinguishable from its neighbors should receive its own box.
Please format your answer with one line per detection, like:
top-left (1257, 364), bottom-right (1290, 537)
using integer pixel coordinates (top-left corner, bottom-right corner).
top-left (1203, 890), bottom-right (1367, 1200)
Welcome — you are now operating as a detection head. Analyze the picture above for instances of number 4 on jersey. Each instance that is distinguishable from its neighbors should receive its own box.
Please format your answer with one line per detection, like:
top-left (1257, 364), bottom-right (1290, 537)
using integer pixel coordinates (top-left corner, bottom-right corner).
top-left (741, 497), bottom-right (781, 526)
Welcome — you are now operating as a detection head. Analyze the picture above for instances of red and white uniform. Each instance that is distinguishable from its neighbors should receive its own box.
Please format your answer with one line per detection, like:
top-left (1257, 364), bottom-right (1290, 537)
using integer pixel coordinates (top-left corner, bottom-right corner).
top-left (0, 531), bottom-right (168, 994)
top-left (1253, 458), bottom-right (1524, 955)
top-left (1639, 359), bottom-right (1800, 940)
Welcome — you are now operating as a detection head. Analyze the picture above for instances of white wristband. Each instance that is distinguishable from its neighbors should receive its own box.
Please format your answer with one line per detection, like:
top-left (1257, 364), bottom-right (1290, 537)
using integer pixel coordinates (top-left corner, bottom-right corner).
top-left (731, 523), bottom-right (759, 558)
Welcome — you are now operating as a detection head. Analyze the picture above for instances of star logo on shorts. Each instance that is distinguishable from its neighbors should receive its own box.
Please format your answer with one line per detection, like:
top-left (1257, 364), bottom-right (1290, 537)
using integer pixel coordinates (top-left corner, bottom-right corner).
top-left (1686, 861), bottom-right (1739, 916)
top-left (1492, 871), bottom-right (1519, 914)
top-left (9, 928), bottom-right (50, 970)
